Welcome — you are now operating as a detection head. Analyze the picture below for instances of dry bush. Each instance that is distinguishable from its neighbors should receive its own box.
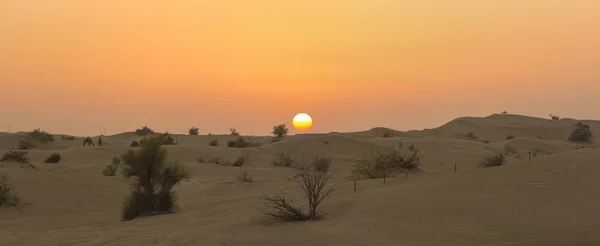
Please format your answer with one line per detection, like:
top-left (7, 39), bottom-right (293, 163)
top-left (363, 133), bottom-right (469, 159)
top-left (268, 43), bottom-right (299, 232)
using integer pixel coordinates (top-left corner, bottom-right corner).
top-left (0, 172), bottom-right (21, 207)
top-left (135, 126), bottom-right (154, 136)
top-left (503, 145), bottom-right (520, 158)
top-left (480, 154), bottom-right (506, 168)
top-left (272, 151), bottom-right (295, 167)
top-left (230, 154), bottom-right (247, 167)
top-left (208, 140), bottom-right (219, 146)
top-left (188, 127), bottom-right (199, 136)
top-left (229, 128), bottom-right (240, 136)
top-left (227, 138), bottom-right (260, 148)
top-left (18, 140), bottom-right (36, 150)
top-left (208, 156), bottom-right (224, 164)
top-left (531, 148), bottom-right (551, 157)
top-left (29, 128), bottom-right (54, 143)
top-left (312, 156), bottom-right (332, 172)
top-left (568, 122), bottom-right (594, 142)
top-left (236, 170), bottom-right (253, 183)
top-left (1, 150), bottom-right (30, 164)
top-left (120, 141), bottom-right (190, 221)
top-left (351, 150), bottom-right (402, 180)
top-left (44, 153), bottom-right (61, 163)
top-left (261, 165), bottom-right (335, 222)
top-left (272, 124), bottom-right (289, 138)
top-left (196, 156), bottom-right (205, 163)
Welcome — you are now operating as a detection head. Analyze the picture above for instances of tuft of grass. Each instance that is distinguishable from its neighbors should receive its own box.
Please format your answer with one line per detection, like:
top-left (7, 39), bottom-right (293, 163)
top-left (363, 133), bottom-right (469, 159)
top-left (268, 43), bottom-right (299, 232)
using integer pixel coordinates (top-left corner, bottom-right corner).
top-left (1, 151), bottom-right (30, 164)
top-left (272, 151), bottom-right (295, 167)
top-left (44, 153), bottom-right (61, 163)
top-left (120, 141), bottom-right (190, 221)
top-left (0, 172), bottom-right (21, 207)
top-left (208, 140), bottom-right (219, 146)
top-left (479, 154), bottom-right (506, 168)
top-left (236, 170), bottom-right (253, 183)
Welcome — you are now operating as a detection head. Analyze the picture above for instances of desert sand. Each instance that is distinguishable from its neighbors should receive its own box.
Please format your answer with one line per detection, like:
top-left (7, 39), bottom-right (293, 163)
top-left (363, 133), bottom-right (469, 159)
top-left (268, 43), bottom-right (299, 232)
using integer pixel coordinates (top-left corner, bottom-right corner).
top-left (1, 114), bottom-right (599, 246)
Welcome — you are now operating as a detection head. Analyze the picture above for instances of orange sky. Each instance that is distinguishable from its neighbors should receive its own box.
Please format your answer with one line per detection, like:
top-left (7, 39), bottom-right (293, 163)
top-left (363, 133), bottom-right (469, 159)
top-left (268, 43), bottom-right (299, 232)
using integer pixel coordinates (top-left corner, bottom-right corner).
top-left (1, 0), bottom-right (599, 136)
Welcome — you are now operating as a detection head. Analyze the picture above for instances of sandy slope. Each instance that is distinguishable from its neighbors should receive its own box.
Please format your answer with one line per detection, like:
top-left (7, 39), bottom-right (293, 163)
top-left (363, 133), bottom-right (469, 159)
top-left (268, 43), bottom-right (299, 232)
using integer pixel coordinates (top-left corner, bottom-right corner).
top-left (1, 114), bottom-right (599, 246)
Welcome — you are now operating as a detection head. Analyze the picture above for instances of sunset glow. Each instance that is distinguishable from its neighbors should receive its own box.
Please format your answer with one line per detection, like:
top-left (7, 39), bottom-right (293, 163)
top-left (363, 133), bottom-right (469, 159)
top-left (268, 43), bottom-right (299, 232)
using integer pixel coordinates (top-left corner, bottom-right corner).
top-left (293, 113), bottom-right (313, 131)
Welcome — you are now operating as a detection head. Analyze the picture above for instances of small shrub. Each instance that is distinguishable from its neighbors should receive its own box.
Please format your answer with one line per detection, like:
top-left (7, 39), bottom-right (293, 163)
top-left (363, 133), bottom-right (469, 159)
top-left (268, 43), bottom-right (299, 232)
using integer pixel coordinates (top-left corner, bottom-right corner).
top-left (61, 135), bottom-right (76, 140)
top-left (44, 153), bottom-right (61, 163)
top-left (112, 156), bottom-right (121, 165)
top-left (140, 133), bottom-right (178, 146)
top-left (1, 151), bottom-right (30, 164)
top-left (236, 170), bottom-right (253, 183)
top-left (29, 128), bottom-right (54, 143)
top-left (230, 155), bottom-right (247, 167)
top-left (272, 124), bottom-right (289, 138)
top-left (483, 140), bottom-right (490, 144)
top-left (568, 122), bottom-right (594, 142)
top-left (208, 156), bottom-right (224, 164)
top-left (408, 144), bottom-right (416, 151)
top-left (465, 132), bottom-right (478, 140)
top-left (229, 128), bottom-right (240, 136)
top-left (480, 154), bottom-right (506, 168)
top-left (0, 173), bottom-right (21, 207)
top-left (103, 163), bottom-right (118, 176)
top-left (382, 131), bottom-right (393, 138)
top-left (130, 141), bottom-right (139, 147)
top-left (351, 150), bottom-right (402, 180)
top-left (196, 156), bottom-right (205, 163)
top-left (261, 166), bottom-right (335, 222)
top-left (135, 126), bottom-right (154, 136)
top-left (501, 111), bottom-right (508, 115)
top-left (272, 151), bottom-right (295, 167)
top-left (312, 156), bottom-right (332, 172)
top-left (188, 127), bottom-right (199, 136)
top-left (120, 141), bottom-right (190, 221)
top-left (505, 135), bottom-right (515, 140)
top-left (271, 137), bottom-right (283, 143)
top-left (208, 140), bottom-right (219, 146)
top-left (550, 114), bottom-right (560, 120)
top-left (227, 138), bottom-right (260, 148)
top-left (397, 141), bottom-right (403, 149)
top-left (18, 140), bottom-right (36, 150)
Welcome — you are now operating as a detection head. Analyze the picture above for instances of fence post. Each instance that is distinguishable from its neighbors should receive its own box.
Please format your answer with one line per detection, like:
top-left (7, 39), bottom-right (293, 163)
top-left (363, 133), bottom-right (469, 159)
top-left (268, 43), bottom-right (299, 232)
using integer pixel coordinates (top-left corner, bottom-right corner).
top-left (529, 150), bottom-right (531, 162)
top-left (353, 180), bottom-right (356, 191)
top-left (454, 162), bottom-right (457, 172)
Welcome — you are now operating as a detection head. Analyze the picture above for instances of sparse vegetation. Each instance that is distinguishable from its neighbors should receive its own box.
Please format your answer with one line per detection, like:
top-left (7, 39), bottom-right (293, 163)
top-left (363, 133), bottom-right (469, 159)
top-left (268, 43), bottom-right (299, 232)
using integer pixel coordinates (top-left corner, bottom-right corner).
top-left (382, 131), bottom-right (393, 138)
top-left (505, 135), bottom-right (515, 140)
top-left (351, 150), bottom-right (401, 180)
top-left (18, 140), bottom-right (36, 150)
top-left (227, 137), bottom-right (260, 148)
top-left (311, 156), bottom-right (332, 172)
top-left (120, 141), bottom-right (190, 221)
top-left (208, 140), bottom-right (219, 146)
top-left (568, 122), bottom-right (594, 142)
top-left (229, 128), bottom-right (240, 136)
top-left (479, 154), bottom-right (506, 168)
top-left (550, 114), bottom-right (560, 120)
top-left (272, 124), bottom-right (289, 138)
top-left (135, 126), bottom-right (155, 136)
top-left (0, 173), bottom-right (21, 207)
top-left (29, 128), bottom-right (54, 143)
top-left (44, 153), bottom-right (61, 163)
top-left (236, 170), bottom-right (253, 183)
top-left (1, 150), bottom-right (30, 164)
top-left (140, 132), bottom-right (178, 146)
top-left (208, 156), bottom-right (224, 164)
top-left (261, 164), bottom-right (335, 222)
top-left (188, 127), bottom-right (199, 136)
top-left (230, 154), bottom-right (247, 167)
top-left (272, 151), bottom-right (295, 167)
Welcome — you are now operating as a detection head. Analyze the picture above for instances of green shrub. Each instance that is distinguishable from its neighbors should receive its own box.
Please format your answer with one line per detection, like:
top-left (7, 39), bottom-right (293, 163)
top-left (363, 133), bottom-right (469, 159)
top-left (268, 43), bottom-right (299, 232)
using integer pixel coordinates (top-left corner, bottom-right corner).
top-left (44, 153), bottom-right (61, 163)
top-left (188, 127), bottom-right (199, 136)
top-left (29, 128), bottom-right (54, 143)
top-left (18, 140), bottom-right (36, 150)
top-left (479, 154), bottom-right (506, 168)
top-left (1, 151), bottom-right (30, 164)
top-left (134, 126), bottom-right (154, 136)
top-left (0, 173), bottom-right (20, 207)
top-left (120, 141), bottom-right (190, 221)
top-left (568, 122), bottom-right (594, 142)
top-left (208, 140), bottom-right (219, 146)
top-left (272, 151), bottom-right (295, 167)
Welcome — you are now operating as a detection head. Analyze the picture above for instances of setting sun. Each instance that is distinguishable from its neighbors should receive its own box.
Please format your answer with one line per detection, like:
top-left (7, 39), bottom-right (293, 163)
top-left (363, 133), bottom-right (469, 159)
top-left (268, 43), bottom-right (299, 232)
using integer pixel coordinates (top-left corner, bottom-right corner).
top-left (292, 113), bottom-right (313, 131)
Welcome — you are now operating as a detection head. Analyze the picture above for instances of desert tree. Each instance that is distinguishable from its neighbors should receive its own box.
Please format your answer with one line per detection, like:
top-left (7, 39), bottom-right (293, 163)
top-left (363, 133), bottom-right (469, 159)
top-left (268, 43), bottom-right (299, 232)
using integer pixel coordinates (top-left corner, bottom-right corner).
top-left (229, 128), bottom-right (240, 136)
top-left (568, 122), bottom-right (594, 142)
top-left (261, 161), bottom-right (336, 221)
top-left (188, 127), bottom-right (199, 136)
top-left (120, 137), bottom-right (190, 221)
top-left (272, 124), bottom-right (289, 138)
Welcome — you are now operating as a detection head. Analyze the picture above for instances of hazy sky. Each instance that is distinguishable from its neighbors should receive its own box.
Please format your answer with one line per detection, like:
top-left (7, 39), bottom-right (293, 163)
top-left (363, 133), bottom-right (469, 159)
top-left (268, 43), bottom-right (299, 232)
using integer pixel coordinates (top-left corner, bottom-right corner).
top-left (1, 0), bottom-right (599, 136)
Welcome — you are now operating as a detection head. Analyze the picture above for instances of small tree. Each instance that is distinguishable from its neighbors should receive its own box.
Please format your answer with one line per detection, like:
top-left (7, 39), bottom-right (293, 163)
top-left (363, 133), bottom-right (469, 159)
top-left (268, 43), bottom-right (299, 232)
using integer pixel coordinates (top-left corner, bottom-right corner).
top-left (261, 164), bottom-right (335, 221)
top-left (272, 124), bottom-right (289, 138)
top-left (188, 127), bottom-right (199, 136)
top-left (568, 122), bottom-right (594, 142)
top-left (120, 141), bottom-right (190, 221)
top-left (229, 128), bottom-right (240, 136)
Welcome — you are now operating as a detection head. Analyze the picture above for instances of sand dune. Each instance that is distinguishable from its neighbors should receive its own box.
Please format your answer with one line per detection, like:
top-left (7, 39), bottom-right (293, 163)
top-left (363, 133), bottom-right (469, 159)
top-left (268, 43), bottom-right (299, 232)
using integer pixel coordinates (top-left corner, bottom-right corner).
top-left (1, 114), bottom-right (599, 245)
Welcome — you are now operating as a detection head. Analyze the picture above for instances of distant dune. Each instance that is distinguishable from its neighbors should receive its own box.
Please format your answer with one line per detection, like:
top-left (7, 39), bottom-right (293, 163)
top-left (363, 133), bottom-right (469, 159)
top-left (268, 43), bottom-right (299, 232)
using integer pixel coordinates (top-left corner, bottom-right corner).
top-left (1, 114), bottom-right (599, 246)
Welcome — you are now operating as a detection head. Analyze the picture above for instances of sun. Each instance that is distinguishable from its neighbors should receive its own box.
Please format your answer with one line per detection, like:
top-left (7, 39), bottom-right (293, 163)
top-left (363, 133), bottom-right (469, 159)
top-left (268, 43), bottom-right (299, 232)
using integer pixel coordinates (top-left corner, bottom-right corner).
top-left (293, 113), bottom-right (313, 131)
